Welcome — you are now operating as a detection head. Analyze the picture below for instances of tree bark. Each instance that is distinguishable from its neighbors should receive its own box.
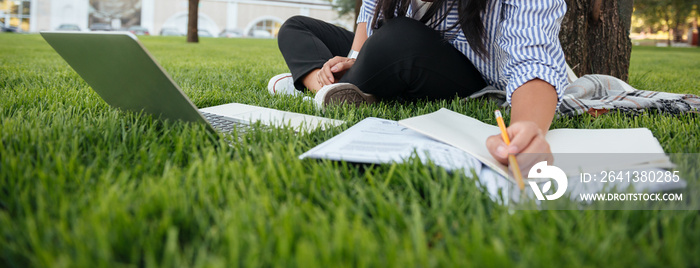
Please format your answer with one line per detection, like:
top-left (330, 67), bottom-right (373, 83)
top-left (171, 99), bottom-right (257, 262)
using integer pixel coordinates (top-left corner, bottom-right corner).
top-left (187, 0), bottom-right (199, 43)
top-left (559, 0), bottom-right (633, 81)
top-left (664, 12), bottom-right (672, 46)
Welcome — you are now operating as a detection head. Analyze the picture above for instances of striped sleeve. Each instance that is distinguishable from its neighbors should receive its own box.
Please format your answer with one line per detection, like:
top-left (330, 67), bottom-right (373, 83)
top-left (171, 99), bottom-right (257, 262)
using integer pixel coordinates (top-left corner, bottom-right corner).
top-left (498, 0), bottom-right (569, 105)
top-left (357, 0), bottom-right (378, 35)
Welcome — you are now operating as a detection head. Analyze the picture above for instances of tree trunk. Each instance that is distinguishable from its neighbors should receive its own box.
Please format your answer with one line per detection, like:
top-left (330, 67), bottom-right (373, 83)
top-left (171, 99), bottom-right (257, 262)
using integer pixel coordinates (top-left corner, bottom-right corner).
top-left (672, 8), bottom-right (687, 42)
top-left (187, 0), bottom-right (199, 43)
top-left (559, 0), bottom-right (633, 81)
top-left (664, 13), bottom-right (672, 46)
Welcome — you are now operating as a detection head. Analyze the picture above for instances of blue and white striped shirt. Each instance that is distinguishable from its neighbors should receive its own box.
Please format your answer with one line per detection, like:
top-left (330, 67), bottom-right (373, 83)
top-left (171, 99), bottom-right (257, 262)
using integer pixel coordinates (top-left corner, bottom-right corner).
top-left (357, 0), bottom-right (570, 104)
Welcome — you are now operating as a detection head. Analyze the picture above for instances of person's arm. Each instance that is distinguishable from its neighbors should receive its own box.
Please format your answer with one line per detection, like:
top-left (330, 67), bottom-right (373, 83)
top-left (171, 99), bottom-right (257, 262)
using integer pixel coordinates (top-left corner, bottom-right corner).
top-left (511, 79), bottom-right (557, 131)
top-left (351, 23), bottom-right (368, 52)
top-left (497, 0), bottom-right (569, 105)
top-left (485, 0), bottom-right (569, 172)
top-left (317, 0), bottom-right (376, 85)
top-left (486, 79), bottom-right (557, 171)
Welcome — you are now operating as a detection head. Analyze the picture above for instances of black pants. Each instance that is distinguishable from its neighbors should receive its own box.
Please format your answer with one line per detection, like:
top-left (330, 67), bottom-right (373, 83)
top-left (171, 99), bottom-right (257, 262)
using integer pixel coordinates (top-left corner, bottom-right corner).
top-left (277, 16), bottom-right (486, 100)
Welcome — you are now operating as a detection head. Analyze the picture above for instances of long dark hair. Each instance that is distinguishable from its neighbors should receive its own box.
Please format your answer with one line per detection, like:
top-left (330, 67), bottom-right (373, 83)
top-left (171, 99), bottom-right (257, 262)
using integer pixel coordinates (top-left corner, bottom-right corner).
top-left (371, 0), bottom-right (490, 59)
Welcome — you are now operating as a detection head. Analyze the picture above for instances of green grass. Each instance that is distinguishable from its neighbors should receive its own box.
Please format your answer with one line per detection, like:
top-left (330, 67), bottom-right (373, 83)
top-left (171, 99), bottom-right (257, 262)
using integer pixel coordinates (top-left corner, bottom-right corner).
top-left (1, 34), bottom-right (699, 267)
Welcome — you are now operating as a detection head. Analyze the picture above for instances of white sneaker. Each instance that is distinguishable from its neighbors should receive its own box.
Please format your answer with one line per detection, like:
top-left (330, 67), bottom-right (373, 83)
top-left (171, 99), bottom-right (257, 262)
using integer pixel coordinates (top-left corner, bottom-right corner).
top-left (313, 83), bottom-right (377, 110)
top-left (267, 73), bottom-right (301, 96)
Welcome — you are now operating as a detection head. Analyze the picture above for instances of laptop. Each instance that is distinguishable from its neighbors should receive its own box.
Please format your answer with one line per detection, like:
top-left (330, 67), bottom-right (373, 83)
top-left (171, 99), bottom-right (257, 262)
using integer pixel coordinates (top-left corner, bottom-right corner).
top-left (40, 31), bottom-right (344, 133)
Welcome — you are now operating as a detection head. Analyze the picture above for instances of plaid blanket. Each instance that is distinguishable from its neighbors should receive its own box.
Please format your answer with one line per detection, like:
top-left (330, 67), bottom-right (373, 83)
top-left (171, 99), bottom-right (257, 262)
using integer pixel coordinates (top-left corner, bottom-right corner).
top-left (468, 74), bottom-right (700, 116)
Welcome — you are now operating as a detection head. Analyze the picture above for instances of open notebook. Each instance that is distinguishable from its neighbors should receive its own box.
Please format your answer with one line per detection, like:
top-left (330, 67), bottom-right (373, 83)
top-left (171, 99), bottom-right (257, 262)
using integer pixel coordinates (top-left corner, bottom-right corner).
top-left (397, 108), bottom-right (673, 180)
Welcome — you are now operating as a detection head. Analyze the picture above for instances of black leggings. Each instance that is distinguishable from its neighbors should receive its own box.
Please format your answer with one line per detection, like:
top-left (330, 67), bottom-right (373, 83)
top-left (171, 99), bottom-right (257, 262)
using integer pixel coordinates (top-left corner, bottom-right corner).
top-left (277, 16), bottom-right (486, 101)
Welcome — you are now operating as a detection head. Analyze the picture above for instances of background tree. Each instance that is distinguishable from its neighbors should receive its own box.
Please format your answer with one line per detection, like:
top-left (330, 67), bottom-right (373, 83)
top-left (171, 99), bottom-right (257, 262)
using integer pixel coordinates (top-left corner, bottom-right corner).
top-left (634, 0), bottom-right (697, 45)
top-left (187, 0), bottom-right (199, 43)
top-left (559, 0), bottom-right (634, 81)
top-left (330, 0), bottom-right (362, 31)
top-left (332, 0), bottom-right (356, 18)
top-left (633, 0), bottom-right (663, 34)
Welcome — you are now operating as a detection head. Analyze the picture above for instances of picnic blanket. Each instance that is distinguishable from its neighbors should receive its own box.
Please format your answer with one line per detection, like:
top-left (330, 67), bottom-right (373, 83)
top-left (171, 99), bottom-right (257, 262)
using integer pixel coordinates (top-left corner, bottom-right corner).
top-left (468, 74), bottom-right (700, 116)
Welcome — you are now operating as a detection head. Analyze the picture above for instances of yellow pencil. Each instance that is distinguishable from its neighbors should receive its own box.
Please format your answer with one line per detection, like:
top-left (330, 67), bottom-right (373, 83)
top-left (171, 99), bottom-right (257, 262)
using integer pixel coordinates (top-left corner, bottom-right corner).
top-left (494, 110), bottom-right (525, 190)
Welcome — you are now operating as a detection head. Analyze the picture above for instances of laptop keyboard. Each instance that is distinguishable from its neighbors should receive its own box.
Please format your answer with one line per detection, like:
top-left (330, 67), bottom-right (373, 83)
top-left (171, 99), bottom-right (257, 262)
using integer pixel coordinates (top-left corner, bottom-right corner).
top-left (200, 111), bottom-right (249, 133)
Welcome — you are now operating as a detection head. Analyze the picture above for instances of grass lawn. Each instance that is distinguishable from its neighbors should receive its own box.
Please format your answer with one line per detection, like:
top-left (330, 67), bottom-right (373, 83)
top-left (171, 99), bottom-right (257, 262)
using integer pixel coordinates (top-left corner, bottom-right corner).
top-left (1, 34), bottom-right (699, 267)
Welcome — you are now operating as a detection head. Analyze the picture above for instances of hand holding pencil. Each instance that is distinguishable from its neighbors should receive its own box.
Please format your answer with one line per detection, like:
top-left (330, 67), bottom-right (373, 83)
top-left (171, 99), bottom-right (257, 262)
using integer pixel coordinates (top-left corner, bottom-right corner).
top-left (494, 110), bottom-right (525, 189)
top-left (486, 110), bottom-right (555, 190)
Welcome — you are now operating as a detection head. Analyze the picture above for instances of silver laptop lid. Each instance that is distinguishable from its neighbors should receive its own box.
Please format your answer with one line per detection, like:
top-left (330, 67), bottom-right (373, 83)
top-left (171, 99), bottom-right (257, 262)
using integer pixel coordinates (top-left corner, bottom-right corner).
top-left (41, 31), bottom-right (209, 126)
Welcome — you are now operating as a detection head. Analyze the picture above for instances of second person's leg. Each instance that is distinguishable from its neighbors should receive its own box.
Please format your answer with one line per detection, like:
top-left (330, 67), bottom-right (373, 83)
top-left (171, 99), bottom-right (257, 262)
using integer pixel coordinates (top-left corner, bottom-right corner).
top-left (340, 17), bottom-right (487, 101)
top-left (277, 16), bottom-right (354, 92)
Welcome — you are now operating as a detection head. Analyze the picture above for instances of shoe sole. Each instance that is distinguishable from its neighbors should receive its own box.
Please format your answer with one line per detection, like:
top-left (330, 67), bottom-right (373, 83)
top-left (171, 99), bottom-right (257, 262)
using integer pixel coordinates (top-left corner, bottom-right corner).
top-left (322, 84), bottom-right (377, 107)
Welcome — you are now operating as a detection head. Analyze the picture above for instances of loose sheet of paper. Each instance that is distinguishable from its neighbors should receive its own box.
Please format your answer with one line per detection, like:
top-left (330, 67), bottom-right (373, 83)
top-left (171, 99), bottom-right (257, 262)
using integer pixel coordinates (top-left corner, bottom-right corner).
top-left (299, 117), bottom-right (484, 173)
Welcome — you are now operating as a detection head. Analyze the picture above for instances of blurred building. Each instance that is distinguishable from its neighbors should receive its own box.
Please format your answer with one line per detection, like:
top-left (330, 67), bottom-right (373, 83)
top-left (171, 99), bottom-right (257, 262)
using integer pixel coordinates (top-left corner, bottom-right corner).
top-left (1, 0), bottom-right (353, 37)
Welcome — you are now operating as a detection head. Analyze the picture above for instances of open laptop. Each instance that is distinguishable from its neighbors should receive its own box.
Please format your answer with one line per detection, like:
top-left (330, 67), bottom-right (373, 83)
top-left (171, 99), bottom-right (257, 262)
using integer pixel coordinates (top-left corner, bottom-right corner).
top-left (40, 31), bottom-right (344, 133)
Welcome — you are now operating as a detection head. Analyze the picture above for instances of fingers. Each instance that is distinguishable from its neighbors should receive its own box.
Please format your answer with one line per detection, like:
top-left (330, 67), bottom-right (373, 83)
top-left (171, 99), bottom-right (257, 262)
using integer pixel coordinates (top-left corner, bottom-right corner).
top-left (509, 122), bottom-right (552, 175)
top-left (514, 137), bottom-right (553, 174)
top-left (317, 61), bottom-right (334, 86)
top-left (330, 60), bottom-right (354, 73)
top-left (504, 121), bottom-right (539, 155)
top-left (317, 57), bottom-right (355, 86)
top-left (486, 135), bottom-right (509, 165)
top-left (486, 121), bottom-right (553, 175)
top-left (320, 57), bottom-right (342, 85)
top-left (486, 122), bottom-right (539, 164)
